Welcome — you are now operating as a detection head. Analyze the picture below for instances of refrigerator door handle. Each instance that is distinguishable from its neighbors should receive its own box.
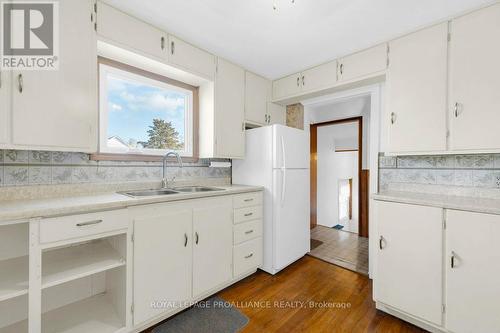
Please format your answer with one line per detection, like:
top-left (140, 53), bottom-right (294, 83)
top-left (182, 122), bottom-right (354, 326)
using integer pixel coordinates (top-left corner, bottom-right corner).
top-left (281, 135), bottom-right (286, 169)
top-left (280, 136), bottom-right (286, 206)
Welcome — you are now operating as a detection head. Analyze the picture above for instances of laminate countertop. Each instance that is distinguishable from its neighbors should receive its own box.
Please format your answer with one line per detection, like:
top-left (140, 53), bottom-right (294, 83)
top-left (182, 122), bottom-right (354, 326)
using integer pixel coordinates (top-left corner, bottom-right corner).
top-left (372, 191), bottom-right (500, 216)
top-left (0, 185), bottom-right (263, 223)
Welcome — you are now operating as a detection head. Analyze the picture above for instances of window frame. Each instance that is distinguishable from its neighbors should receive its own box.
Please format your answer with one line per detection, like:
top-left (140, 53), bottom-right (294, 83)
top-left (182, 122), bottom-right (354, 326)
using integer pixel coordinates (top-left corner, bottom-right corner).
top-left (92, 57), bottom-right (199, 162)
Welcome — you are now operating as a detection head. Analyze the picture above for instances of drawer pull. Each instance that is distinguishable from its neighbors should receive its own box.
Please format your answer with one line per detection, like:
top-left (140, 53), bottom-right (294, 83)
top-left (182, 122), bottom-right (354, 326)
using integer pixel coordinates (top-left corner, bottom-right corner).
top-left (245, 253), bottom-right (254, 259)
top-left (244, 213), bottom-right (253, 217)
top-left (244, 198), bottom-right (254, 202)
top-left (76, 219), bottom-right (103, 227)
top-left (245, 230), bottom-right (254, 235)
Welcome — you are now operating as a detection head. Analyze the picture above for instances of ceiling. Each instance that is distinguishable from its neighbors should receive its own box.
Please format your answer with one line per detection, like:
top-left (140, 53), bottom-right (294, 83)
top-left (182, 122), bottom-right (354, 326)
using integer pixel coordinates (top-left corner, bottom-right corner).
top-left (103, 0), bottom-right (494, 79)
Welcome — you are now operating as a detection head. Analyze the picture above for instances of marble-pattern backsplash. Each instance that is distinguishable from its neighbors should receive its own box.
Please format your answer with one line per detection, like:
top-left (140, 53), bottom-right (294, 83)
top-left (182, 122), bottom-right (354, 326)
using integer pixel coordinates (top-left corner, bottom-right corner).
top-left (379, 153), bottom-right (500, 192)
top-left (0, 150), bottom-right (231, 187)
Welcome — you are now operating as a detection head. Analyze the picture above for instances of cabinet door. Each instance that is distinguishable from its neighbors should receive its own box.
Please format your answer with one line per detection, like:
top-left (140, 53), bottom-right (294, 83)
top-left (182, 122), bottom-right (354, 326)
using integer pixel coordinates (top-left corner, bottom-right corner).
top-left (97, 2), bottom-right (167, 62)
top-left (376, 201), bottom-right (443, 325)
top-left (301, 60), bottom-right (337, 93)
top-left (245, 72), bottom-right (270, 125)
top-left (169, 36), bottom-right (216, 80)
top-left (387, 23), bottom-right (448, 153)
top-left (12, 0), bottom-right (96, 151)
top-left (272, 73), bottom-right (302, 100)
top-left (192, 197), bottom-right (233, 298)
top-left (0, 68), bottom-right (10, 144)
top-left (133, 203), bottom-right (192, 325)
top-left (215, 58), bottom-right (245, 158)
top-left (449, 4), bottom-right (500, 151)
top-left (268, 102), bottom-right (286, 125)
top-left (446, 210), bottom-right (500, 333)
top-left (338, 44), bottom-right (387, 82)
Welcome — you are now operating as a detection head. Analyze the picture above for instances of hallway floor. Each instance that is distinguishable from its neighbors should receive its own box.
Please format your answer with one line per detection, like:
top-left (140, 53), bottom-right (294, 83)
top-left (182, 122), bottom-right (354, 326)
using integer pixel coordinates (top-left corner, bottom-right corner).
top-left (309, 225), bottom-right (369, 275)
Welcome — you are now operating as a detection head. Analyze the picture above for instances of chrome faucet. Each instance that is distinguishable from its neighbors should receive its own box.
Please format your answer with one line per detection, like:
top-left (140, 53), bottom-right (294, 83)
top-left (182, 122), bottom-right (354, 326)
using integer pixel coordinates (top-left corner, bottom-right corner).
top-left (162, 152), bottom-right (183, 188)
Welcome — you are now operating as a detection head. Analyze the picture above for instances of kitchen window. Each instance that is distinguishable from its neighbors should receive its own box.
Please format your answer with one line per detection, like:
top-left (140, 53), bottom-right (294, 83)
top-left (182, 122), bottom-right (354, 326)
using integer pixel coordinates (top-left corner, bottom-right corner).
top-left (97, 58), bottom-right (198, 160)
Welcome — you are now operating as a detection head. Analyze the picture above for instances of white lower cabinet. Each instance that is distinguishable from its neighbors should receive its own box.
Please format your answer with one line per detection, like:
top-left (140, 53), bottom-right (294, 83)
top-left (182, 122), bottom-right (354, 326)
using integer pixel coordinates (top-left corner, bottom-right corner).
top-left (376, 201), bottom-right (443, 326)
top-left (446, 210), bottom-right (500, 333)
top-left (132, 202), bottom-right (193, 325)
top-left (192, 197), bottom-right (233, 298)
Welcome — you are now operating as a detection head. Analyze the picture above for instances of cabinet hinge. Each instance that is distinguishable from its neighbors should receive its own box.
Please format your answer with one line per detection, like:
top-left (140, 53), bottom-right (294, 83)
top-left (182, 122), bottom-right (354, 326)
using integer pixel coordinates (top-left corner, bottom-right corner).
top-left (442, 304), bottom-right (446, 314)
top-left (131, 233), bottom-right (134, 242)
top-left (442, 216), bottom-right (446, 230)
top-left (386, 44), bottom-right (390, 68)
top-left (131, 303), bottom-right (134, 314)
top-left (447, 33), bottom-right (451, 42)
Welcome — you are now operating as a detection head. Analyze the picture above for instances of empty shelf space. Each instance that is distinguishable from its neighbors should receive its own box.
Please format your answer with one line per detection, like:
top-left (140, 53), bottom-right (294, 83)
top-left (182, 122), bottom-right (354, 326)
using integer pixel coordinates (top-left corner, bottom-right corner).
top-left (42, 241), bottom-right (125, 289)
top-left (0, 256), bottom-right (28, 302)
top-left (0, 294), bottom-right (123, 333)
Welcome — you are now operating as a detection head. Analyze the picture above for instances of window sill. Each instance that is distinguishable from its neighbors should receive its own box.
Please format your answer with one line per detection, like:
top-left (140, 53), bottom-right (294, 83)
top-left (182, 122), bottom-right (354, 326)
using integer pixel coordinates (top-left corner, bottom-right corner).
top-left (90, 153), bottom-right (199, 163)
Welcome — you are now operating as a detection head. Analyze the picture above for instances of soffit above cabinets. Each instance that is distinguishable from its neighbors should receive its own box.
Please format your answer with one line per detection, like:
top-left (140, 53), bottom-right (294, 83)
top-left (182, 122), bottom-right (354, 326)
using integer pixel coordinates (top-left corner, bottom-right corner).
top-left (102, 0), bottom-right (494, 79)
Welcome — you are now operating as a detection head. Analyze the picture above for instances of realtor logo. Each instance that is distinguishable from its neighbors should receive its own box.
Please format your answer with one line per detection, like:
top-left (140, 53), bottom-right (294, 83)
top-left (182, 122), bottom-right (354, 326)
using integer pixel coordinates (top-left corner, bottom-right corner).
top-left (1, 1), bottom-right (59, 70)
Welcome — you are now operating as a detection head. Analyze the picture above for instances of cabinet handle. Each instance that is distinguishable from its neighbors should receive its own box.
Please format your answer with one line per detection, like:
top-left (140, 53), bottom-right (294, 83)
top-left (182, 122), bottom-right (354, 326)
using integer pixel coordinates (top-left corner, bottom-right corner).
top-left (454, 102), bottom-right (461, 118)
top-left (245, 253), bottom-right (254, 259)
top-left (184, 233), bottom-right (188, 247)
top-left (18, 74), bottom-right (23, 93)
top-left (302, 75), bottom-right (305, 86)
top-left (296, 76), bottom-right (300, 87)
top-left (195, 232), bottom-right (199, 245)
top-left (390, 112), bottom-right (396, 125)
top-left (451, 251), bottom-right (456, 268)
top-left (244, 212), bottom-right (253, 217)
top-left (340, 63), bottom-right (344, 75)
top-left (171, 41), bottom-right (175, 55)
top-left (76, 219), bottom-right (103, 227)
top-left (161, 36), bottom-right (165, 50)
top-left (245, 230), bottom-right (254, 235)
top-left (379, 236), bottom-right (385, 250)
top-left (244, 198), bottom-right (254, 202)
top-left (268, 114), bottom-right (271, 123)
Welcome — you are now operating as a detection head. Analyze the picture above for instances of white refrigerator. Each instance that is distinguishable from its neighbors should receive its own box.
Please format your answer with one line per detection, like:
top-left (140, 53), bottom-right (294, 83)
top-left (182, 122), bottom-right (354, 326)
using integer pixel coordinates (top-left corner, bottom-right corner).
top-left (232, 125), bottom-right (310, 275)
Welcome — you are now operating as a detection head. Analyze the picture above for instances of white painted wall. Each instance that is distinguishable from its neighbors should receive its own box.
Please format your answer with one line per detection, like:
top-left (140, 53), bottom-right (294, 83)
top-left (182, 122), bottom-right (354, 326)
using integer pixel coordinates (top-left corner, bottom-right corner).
top-left (317, 124), bottom-right (359, 228)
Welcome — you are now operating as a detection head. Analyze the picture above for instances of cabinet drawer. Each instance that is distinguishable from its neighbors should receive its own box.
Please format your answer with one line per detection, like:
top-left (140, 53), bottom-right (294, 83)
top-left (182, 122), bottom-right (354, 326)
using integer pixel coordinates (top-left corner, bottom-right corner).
top-left (234, 220), bottom-right (262, 245)
top-left (233, 192), bottom-right (263, 209)
top-left (233, 238), bottom-right (262, 277)
top-left (40, 209), bottom-right (129, 244)
top-left (234, 206), bottom-right (262, 224)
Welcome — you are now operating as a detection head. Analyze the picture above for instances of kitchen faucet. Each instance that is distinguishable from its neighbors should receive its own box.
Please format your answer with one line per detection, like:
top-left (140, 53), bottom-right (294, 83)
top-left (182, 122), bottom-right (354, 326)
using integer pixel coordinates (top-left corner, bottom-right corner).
top-left (162, 152), bottom-right (183, 188)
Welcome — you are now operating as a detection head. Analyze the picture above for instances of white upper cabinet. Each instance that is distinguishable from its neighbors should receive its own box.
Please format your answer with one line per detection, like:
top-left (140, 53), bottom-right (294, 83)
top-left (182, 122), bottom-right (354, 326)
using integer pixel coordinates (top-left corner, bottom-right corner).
top-left (0, 69), bottom-right (10, 144)
top-left (387, 23), bottom-right (448, 153)
top-left (300, 60), bottom-right (337, 93)
top-left (214, 58), bottom-right (245, 158)
top-left (268, 102), bottom-right (286, 125)
top-left (169, 36), bottom-right (216, 80)
top-left (97, 2), bottom-right (167, 62)
top-left (132, 203), bottom-right (193, 325)
top-left (449, 4), bottom-right (500, 151)
top-left (12, 0), bottom-right (97, 151)
top-left (245, 71), bottom-right (271, 125)
top-left (338, 44), bottom-right (388, 82)
top-left (376, 201), bottom-right (443, 326)
top-left (272, 73), bottom-right (302, 100)
top-left (446, 210), bottom-right (500, 333)
top-left (192, 197), bottom-right (233, 298)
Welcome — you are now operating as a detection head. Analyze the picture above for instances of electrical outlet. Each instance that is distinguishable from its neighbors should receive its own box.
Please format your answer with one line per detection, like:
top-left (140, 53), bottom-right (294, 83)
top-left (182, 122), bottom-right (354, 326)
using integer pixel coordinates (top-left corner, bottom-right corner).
top-left (496, 175), bottom-right (500, 188)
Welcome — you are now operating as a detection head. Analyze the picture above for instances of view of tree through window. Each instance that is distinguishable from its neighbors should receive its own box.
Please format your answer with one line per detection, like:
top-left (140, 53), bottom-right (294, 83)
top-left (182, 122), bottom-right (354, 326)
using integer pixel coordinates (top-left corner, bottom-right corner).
top-left (100, 65), bottom-right (193, 156)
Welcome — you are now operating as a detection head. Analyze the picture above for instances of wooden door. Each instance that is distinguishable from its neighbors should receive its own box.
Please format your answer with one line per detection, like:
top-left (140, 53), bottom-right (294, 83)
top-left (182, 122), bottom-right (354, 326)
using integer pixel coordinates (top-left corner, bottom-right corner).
top-left (133, 203), bottom-right (192, 325)
top-left (169, 36), bottom-right (216, 80)
top-left (446, 210), bottom-right (500, 333)
top-left (338, 44), bottom-right (387, 82)
top-left (449, 4), bottom-right (500, 151)
top-left (12, 0), bottom-right (97, 151)
top-left (272, 73), bottom-right (302, 100)
top-left (376, 201), bottom-right (443, 326)
top-left (192, 197), bottom-right (233, 297)
top-left (245, 72), bottom-right (270, 125)
top-left (215, 58), bottom-right (245, 158)
top-left (387, 23), bottom-right (448, 153)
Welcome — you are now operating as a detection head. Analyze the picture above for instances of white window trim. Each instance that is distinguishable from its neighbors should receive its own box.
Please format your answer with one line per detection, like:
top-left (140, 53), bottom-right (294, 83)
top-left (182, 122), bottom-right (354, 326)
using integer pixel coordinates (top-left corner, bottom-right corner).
top-left (99, 63), bottom-right (194, 157)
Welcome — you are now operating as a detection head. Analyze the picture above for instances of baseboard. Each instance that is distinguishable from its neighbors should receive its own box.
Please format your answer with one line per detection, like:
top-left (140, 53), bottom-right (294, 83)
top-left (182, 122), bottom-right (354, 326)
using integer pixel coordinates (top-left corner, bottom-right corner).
top-left (376, 302), bottom-right (446, 333)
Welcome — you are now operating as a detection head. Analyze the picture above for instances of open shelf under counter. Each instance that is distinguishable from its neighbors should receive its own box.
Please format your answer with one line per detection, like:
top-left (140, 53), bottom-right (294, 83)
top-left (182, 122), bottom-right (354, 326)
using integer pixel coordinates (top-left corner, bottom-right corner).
top-left (0, 256), bottom-right (28, 302)
top-left (0, 293), bottom-right (124, 333)
top-left (42, 240), bottom-right (126, 289)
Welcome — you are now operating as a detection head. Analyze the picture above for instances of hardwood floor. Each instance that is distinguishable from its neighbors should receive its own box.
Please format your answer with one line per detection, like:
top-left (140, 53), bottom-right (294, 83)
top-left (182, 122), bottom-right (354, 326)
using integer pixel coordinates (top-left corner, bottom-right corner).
top-left (143, 256), bottom-right (427, 333)
top-left (218, 256), bottom-right (427, 333)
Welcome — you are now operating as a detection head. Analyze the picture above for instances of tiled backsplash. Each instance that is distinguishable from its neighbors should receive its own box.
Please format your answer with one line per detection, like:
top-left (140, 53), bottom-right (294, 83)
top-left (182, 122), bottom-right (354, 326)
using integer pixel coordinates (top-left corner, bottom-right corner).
top-left (0, 150), bottom-right (231, 187)
top-left (379, 153), bottom-right (500, 191)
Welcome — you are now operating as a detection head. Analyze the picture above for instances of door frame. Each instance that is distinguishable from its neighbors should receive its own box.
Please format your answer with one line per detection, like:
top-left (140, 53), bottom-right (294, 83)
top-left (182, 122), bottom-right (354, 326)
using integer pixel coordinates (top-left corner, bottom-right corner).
top-left (310, 116), bottom-right (363, 233)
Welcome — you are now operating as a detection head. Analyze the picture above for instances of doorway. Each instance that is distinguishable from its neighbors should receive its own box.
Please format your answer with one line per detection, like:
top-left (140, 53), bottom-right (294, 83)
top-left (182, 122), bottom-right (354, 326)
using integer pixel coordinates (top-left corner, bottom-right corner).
top-left (308, 109), bottom-right (370, 274)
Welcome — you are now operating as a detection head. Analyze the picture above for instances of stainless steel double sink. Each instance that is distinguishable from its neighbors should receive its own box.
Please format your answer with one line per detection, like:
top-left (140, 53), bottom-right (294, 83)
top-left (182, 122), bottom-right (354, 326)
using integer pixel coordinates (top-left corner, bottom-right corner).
top-left (120, 186), bottom-right (225, 198)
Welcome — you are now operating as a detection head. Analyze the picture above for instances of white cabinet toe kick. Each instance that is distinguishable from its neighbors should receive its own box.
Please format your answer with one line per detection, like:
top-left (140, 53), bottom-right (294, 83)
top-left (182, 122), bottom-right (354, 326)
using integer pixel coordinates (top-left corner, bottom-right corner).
top-left (0, 190), bottom-right (263, 333)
